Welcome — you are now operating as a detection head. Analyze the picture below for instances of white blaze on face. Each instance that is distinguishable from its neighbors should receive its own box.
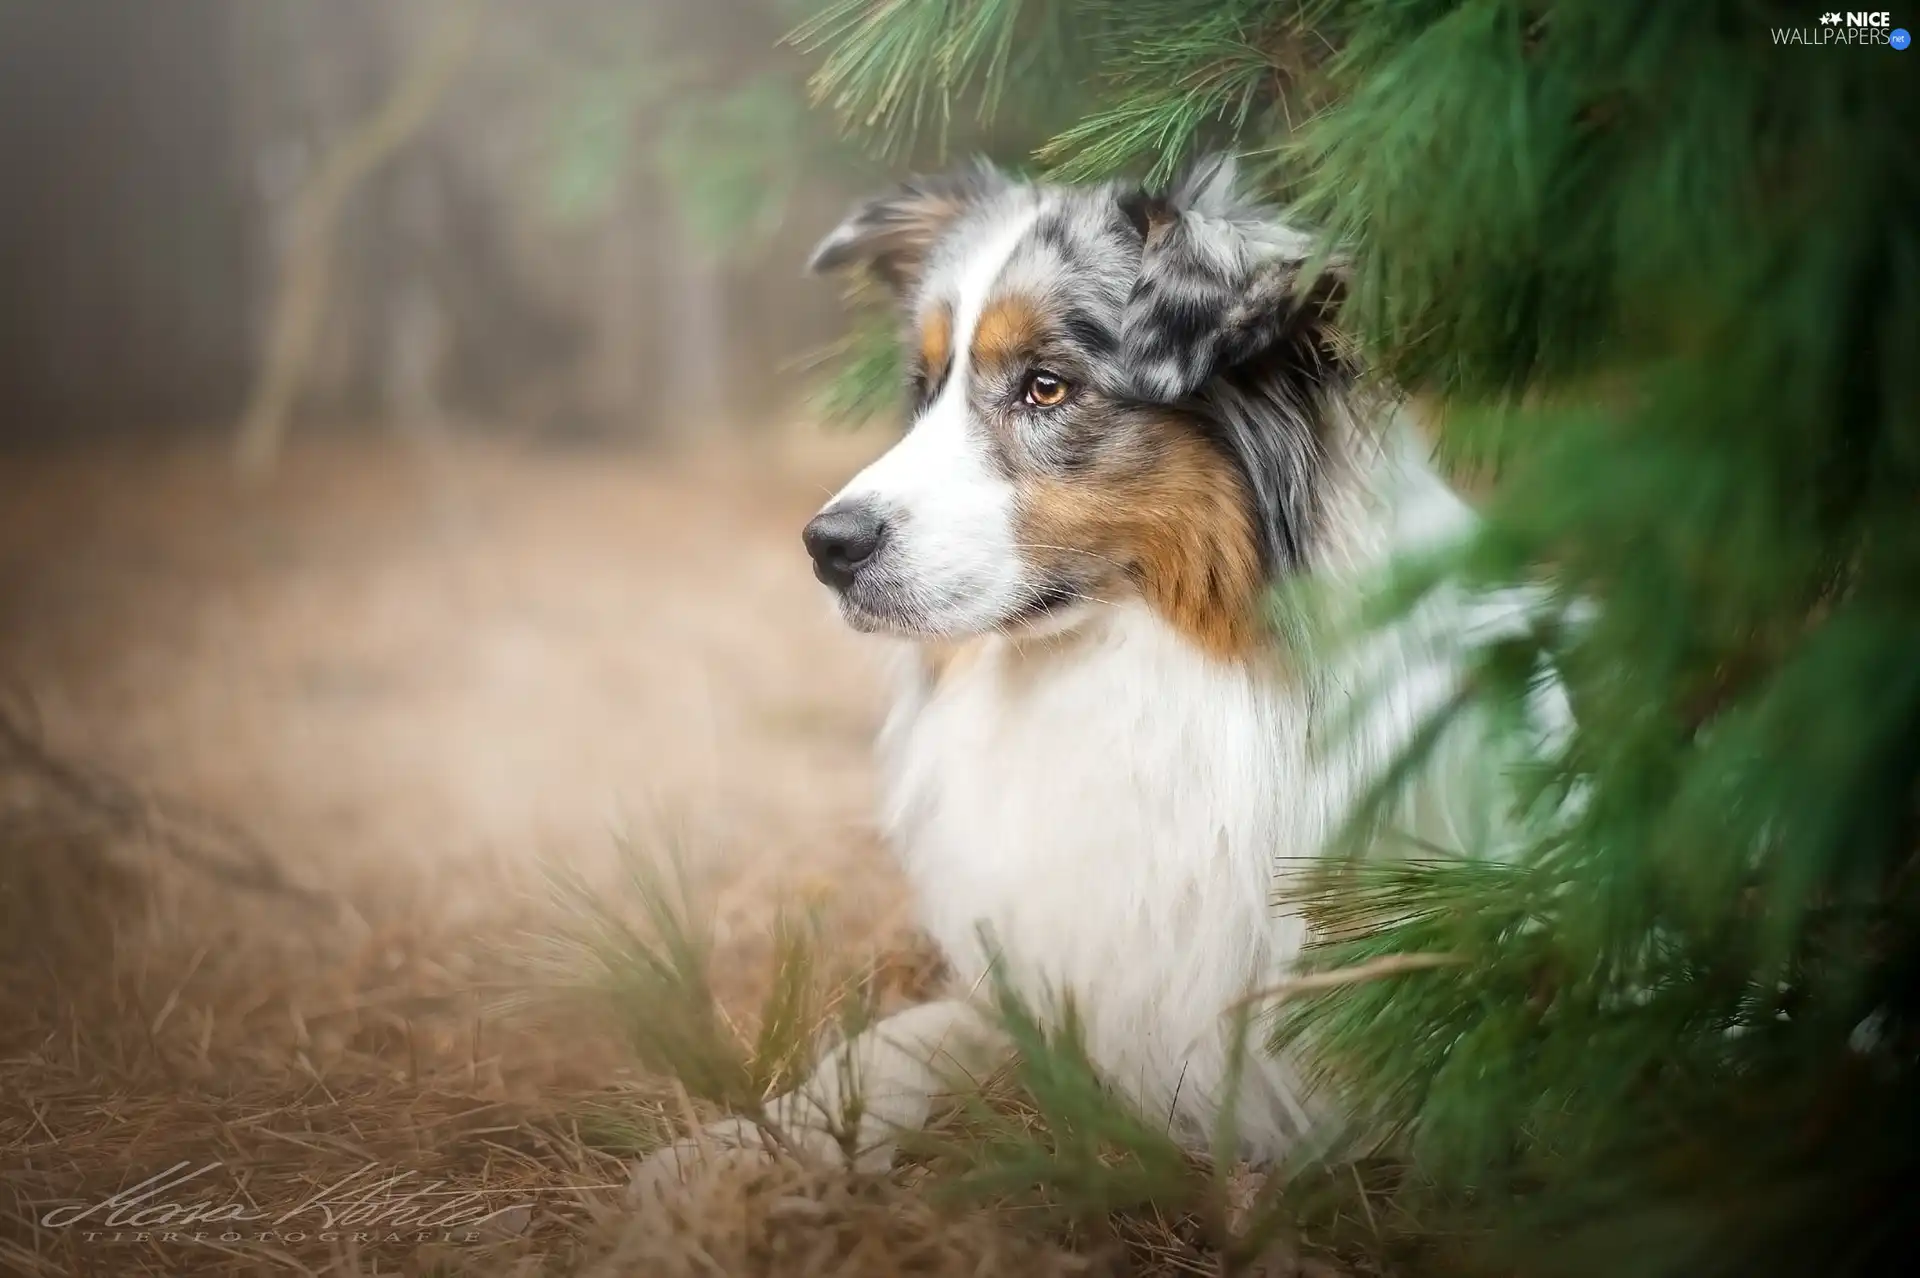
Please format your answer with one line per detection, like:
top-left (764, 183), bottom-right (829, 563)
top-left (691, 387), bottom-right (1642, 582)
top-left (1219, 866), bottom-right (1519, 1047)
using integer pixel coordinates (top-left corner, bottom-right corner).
top-left (822, 205), bottom-right (1045, 636)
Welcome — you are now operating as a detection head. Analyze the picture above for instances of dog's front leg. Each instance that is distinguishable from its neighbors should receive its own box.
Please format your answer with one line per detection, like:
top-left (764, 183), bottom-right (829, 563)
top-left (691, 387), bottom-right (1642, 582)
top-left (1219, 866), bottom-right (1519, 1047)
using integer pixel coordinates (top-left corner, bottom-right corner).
top-left (629, 997), bottom-right (1006, 1196)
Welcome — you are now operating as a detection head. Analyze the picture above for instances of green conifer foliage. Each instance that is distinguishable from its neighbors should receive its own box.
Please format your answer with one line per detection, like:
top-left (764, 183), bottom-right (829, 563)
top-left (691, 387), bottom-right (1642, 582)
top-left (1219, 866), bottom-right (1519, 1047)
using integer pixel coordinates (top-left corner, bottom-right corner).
top-left (796, 3), bottom-right (1920, 1272)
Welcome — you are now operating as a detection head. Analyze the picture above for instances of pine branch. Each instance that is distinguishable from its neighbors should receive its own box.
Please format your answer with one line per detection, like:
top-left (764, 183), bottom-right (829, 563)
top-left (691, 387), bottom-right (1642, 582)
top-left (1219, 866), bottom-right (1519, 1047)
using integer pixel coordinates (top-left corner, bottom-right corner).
top-left (795, 1), bottom-right (1920, 1271)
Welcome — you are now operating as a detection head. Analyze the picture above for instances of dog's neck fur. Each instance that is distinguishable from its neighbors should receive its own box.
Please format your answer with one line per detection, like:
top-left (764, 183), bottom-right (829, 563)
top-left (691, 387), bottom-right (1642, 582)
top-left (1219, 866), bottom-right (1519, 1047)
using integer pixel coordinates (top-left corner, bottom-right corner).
top-left (872, 404), bottom-right (1487, 1156)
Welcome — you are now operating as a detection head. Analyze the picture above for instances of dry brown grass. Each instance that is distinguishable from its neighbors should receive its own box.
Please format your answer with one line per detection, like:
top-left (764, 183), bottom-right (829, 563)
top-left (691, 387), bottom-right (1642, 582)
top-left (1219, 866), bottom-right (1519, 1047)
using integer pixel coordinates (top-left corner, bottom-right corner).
top-left (596, 1158), bottom-right (1105, 1277)
top-left (0, 753), bottom-right (1111, 1278)
top-left (0, 718), bottom-right (648, 1276)
top-left (0, 694), bottom-right (1101, 1277)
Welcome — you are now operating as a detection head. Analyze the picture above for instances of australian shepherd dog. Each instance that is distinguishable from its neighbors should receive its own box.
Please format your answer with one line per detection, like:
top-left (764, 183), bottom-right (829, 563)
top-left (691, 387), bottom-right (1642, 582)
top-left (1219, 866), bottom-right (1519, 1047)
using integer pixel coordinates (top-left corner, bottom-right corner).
top-left (638, 155), bottom-right (1560, 1188)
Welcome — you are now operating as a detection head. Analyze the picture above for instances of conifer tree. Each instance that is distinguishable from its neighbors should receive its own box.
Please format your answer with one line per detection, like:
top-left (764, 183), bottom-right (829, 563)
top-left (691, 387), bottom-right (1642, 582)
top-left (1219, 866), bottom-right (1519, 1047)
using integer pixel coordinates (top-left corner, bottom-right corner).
top-left (792, 3), bottom-right (1920, 1273)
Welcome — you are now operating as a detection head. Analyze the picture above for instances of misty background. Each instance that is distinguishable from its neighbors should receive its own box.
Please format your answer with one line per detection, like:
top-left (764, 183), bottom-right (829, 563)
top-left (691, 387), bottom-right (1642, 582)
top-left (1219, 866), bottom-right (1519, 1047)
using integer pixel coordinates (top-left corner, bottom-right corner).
top-left (0, 12), bottom-right (919, 1253)
top-left (0, 0), bottom-right (873, 449)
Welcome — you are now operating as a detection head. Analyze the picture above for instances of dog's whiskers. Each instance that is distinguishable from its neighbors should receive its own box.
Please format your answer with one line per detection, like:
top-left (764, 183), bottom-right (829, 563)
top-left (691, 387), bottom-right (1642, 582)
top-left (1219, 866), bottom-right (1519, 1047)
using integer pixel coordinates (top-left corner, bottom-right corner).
top-left (1010, 579), bottom-right (1120, 613)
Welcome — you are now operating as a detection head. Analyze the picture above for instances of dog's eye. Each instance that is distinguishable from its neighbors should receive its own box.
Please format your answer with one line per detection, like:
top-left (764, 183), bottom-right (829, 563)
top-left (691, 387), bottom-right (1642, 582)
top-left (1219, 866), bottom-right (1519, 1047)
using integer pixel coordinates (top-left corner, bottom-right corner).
top-left (1022, 371), bottom-right (1071, 408)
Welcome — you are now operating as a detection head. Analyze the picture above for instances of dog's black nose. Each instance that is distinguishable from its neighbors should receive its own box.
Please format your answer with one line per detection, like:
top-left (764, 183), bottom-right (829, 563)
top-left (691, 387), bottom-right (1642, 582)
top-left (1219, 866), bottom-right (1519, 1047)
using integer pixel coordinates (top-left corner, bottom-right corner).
top-left (803, 504), bottom-right (887, 590)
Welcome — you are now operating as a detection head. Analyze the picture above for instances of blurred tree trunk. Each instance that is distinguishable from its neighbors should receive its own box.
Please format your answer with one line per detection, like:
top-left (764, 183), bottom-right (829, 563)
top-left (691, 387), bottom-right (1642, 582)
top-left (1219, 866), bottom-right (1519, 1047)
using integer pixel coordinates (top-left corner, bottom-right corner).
top-left (587, 170), bottom-right (649, 436)
top-left (662, 233), bottom-right (729, 441)
top-left (234, 0), bottom-right (479, 477)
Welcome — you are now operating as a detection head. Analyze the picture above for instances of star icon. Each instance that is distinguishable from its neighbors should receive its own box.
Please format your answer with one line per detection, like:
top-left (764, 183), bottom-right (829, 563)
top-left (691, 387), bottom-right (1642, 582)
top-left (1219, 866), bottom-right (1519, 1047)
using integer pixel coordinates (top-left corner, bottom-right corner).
top-left (1821, 12), bottom-right (1842, 22)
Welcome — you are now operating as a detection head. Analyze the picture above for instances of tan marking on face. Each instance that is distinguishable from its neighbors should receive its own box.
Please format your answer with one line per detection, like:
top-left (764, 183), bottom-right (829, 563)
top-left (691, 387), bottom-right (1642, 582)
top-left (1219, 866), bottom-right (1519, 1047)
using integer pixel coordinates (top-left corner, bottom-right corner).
top-left (969, 294), bottom-right (1044, 372)
top-left (1015, 418), bottom-right (1266, 660)
top-left (918, 305), bottom-right (952, 384)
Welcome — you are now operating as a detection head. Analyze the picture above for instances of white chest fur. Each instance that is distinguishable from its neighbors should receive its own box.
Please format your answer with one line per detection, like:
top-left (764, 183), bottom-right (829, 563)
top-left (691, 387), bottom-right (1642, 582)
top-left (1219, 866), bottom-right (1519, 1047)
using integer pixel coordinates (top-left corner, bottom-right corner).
top-left (875, 602), bottom-right (1354, 1151)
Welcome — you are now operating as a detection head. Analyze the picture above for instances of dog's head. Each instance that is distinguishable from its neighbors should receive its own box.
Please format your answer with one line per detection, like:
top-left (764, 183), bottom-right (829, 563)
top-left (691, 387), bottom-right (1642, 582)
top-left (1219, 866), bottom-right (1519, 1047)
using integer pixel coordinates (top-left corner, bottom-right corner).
top-left (803, 155), bottom-right (1353, 659)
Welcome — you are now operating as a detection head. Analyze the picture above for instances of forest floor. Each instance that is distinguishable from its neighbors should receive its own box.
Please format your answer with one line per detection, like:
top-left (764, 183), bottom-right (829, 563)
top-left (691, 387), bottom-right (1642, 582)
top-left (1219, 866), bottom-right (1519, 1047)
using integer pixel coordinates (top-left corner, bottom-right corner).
top-left (0, 428), bottom-right (1003, 1276)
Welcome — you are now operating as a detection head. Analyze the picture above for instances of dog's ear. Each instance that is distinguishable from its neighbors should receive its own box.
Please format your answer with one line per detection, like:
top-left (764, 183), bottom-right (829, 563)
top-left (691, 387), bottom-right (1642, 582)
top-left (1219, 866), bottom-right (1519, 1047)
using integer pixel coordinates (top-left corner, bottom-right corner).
top-left (1118, 153), bottom-right (1348, 403)
top-left (808, 160), bottom-right (1008, 297)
